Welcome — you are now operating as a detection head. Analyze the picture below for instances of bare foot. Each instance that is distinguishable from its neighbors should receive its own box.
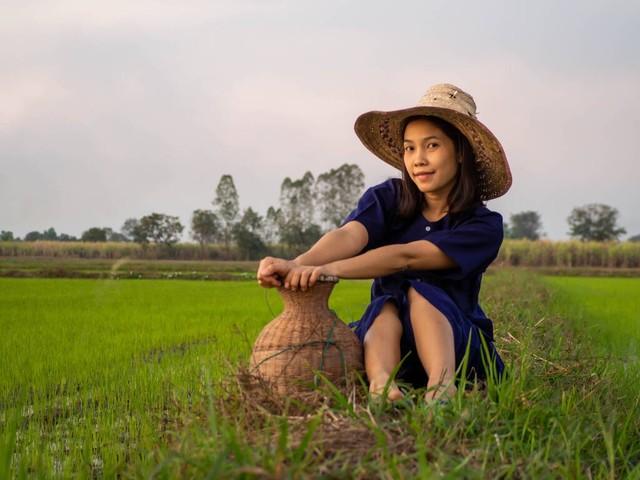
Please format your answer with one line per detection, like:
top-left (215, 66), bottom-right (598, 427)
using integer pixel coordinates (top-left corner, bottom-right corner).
top-left (424, 380), bottom-right (457, 404)
top-left (369, 376), bottom-right (404, 402)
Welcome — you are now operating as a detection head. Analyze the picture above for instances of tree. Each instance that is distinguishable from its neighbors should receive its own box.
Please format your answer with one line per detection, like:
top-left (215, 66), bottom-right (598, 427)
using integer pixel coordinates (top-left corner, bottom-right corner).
top-left (107, 231), bottom-right (129, 242)
top-left (278, 172), bottom-right (322, 250)
top-left (135, 213), bottom-right (184, 246)
top-left (232, 207), bottom-right (267, 260)
top-left (81, 228), bottom-right (108, 242)
top-left (0, 231), bottom-right (15, 241)
top-left (280, 172), bottom-right (316, 227)
top-left (503, 222), bottom-right (512, 239)
top-left (191, 209), bottom-right (221, 246)
top-left (629, 234), bottom-right (640, 243)
top-left (263, 206), bottom-right (284, 245)
top-left (58, 233), bottom-right (77, 242)
top-left (121, 218), bottom-right (140, 241)
top-left (567, 204), bottom-right (626, 242)
top-left (280, 223), bottom-right (322, 253)
top-left (507, 211), bottom-right (543, 240)
top-left (24, 231), bottom-right (43, 241)
top-left (213, 174), bottom-right (240, 251)
top-left (315, 164), bottom-right (365, 230)
top-left (42, 228), bottom-right (58, 241)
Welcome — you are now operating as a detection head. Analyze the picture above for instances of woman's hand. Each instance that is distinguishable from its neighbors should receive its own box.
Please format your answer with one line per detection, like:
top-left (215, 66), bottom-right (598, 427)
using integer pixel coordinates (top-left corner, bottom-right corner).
top-left (256, 257), bottom-right (297, 288)
top-left (283, 264), bottom-right (338, 291)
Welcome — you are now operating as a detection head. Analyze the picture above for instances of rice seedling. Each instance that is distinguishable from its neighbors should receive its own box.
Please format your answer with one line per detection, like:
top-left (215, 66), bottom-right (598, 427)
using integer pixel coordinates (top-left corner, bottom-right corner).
top-left (1, 271), bottom-right (639, 477)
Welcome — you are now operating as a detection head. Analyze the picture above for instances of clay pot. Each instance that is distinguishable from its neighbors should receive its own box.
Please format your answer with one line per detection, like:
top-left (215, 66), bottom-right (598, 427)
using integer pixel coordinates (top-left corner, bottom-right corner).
top-left (251, 277), bottom-right (364, 396)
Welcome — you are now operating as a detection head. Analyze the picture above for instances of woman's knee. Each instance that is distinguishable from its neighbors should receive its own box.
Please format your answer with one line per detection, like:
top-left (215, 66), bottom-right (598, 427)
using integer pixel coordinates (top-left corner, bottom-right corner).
top-left (407, 287), bottom-right (448, 326)
top-left (364, 301), bottom-right (402, 342)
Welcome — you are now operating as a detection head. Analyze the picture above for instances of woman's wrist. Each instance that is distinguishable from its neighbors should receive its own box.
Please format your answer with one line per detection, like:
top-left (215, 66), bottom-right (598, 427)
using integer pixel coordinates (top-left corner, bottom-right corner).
top-left (324, 261), bottom-right (342, 278)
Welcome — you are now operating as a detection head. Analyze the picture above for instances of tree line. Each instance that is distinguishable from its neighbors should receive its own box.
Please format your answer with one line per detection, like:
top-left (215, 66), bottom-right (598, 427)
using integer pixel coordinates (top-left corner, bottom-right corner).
top-left (0, 164), bottom-right (366, 260)
top-left (2, 165), bottom-right (637, 258)
top-left (503, 207), bottom-right (634, 242)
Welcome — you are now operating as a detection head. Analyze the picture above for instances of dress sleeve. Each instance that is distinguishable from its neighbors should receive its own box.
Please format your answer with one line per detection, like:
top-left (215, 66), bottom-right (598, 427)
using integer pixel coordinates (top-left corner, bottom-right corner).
top-left (423, 209), bottom-right (504, 279)
top-left (339, 178), bottom-right (398, 252)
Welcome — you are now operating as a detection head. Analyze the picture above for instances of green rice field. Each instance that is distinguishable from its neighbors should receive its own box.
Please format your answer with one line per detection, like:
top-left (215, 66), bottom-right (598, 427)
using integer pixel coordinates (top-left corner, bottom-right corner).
top-left (1, 271), bottom-right (639, 478)
top-left (543, 276), bottom-right (640, 357)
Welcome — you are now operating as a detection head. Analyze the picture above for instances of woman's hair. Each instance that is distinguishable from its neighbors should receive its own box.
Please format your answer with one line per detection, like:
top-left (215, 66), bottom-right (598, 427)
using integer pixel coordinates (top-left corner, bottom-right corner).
top-left (395, 115), bottom-right (482, 223)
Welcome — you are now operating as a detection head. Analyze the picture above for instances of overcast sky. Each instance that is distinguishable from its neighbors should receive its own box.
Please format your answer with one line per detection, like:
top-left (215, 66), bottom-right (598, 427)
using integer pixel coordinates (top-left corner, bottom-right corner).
top-left (1, 0), bottom-right (639, 240)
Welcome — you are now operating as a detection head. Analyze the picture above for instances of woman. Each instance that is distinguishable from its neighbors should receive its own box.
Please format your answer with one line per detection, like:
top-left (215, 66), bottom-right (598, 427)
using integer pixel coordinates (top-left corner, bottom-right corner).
top-left (257, 83), bottom-right (512, 403)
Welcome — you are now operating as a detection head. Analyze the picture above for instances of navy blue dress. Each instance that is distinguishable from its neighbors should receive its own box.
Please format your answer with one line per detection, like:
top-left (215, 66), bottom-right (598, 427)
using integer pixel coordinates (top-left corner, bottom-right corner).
top-left (339, 177), bottom-right (505, 387)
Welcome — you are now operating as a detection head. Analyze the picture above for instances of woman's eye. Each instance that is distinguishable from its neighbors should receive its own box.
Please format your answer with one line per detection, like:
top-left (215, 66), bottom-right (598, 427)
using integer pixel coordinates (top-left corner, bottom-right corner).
top-left (427, 143), bottom-right (438, 149)
top-left (404, 146), bottom-right (413, 152)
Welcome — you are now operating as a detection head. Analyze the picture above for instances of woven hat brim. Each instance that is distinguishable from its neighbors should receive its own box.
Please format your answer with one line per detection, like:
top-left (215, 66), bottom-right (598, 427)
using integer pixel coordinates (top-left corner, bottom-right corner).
top-left (354, 106), bottom-right (512, 200)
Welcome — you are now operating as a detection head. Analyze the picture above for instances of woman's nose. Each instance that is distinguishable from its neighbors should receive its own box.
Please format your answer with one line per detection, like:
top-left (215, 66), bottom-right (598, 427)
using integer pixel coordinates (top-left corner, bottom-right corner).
top-left (414, 149), bottom-right (427, 165)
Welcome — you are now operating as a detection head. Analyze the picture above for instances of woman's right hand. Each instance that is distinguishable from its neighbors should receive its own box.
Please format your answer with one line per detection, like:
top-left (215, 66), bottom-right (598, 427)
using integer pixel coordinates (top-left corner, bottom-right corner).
top-left (256, 256), bottom-right (296, 288)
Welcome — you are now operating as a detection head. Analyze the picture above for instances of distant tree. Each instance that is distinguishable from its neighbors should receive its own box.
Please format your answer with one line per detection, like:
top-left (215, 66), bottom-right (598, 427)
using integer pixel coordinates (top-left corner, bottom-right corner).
top-left (232, 207), bottom-right (267, 260)
top-left (0, 231), bottom-right (15, 241)
top-left (58, 233), bottom-right (78, 242)
top-left (628, 234), bottom-right (640, 242)
top-left (280, 172), bottom-right (316, 227)
top-left (81, 227), bottom-right (108, 242)
top-left (567, 204), bottom-right (626, 242)
top-left (280, 223), bottom-right (322, 253)
top-left (42, 228), bottom-right (58, 241)
top-left (121, 218), bottom-right (140, 241)
top-left (263, 206), bottom-right (284, 245)
top-left (135, 213), bottom-right (184, 246)
top-left (279, 172), bottom-right (322, 250)
top-left (191, 209), bottom-right (221, 246)
top-left (507, 211), bottom-right (543, 240)
top-left (107, 231), bottom-right (129, 242)
top-left (315, 164), bottom-right (365, 230)
top-left (503, 222), bottom-right (512, 239)
top-left (213, 174), bottom-right (240, 250)
top-left (24, 231), bottom-right (43, 241)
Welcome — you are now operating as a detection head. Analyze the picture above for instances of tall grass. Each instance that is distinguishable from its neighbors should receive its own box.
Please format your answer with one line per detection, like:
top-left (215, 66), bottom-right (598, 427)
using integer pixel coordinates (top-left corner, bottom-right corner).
top-left (3, 239), bottom-right (640, 267)
top-left (0, 241), bottom-right (301, 261)
top-left (497, 239), bottom-right (640, 268)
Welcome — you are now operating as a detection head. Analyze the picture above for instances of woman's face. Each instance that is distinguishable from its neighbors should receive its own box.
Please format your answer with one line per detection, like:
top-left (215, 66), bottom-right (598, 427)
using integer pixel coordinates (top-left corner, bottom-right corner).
top-left (403, 118), bottom-right (459, 198)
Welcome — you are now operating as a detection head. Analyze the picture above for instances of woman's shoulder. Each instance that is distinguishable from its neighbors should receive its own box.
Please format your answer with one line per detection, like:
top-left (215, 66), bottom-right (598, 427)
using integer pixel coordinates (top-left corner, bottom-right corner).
top-left (450, 203), bottom-right (503, 231)
top-left (471, 204), bottom-right (503, 222)
top-left (359, 177), bottom-right (402, 208)
top-left (366, 177), bottom-right (402, 195)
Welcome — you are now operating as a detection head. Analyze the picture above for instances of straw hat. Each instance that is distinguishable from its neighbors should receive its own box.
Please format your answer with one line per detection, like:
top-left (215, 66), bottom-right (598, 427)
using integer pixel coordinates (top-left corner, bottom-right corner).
top-left (354, 83), bottom-right (512, 200)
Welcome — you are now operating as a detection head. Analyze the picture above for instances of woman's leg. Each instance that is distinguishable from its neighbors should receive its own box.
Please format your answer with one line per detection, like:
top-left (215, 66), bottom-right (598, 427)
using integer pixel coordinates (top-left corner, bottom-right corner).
top-left (363, 301), bottom-right (404, 400)
top-left (407, 287), bottom-right (457, 401)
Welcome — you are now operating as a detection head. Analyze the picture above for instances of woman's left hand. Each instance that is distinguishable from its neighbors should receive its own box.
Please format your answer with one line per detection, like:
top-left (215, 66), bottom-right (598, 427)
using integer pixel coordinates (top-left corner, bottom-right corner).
top-left (283, 264), bottom-right (338, 291)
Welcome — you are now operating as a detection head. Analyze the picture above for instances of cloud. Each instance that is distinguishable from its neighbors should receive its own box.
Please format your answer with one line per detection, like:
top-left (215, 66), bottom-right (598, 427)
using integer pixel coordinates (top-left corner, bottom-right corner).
top-left (1, 1), bottom-right (639, 239)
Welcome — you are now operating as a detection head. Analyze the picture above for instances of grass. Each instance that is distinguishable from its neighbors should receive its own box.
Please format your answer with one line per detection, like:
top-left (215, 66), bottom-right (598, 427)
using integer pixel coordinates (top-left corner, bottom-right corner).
top-left (1, 271), bottom-right (639, 477)
top-left (542, 276), bottom-right (640, 358)
top-left (0, 257), bottom-right (259, 280)
top-left (3, 238), bottom-right (640, 267)
top-left (0, 277), bottom-right (370, 477)
top-left (3, 256), bottom-right (640, 282)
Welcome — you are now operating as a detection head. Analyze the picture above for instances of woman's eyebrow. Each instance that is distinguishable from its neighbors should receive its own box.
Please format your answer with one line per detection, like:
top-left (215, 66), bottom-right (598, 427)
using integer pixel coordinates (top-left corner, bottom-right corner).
top-left (403, 135), bottom-right (439, 143)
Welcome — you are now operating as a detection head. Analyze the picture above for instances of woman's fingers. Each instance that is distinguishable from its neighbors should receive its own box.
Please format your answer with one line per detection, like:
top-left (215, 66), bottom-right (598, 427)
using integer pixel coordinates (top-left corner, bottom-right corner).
top-left (309, 267), bottom-right (322, 287)
top-left (256, 256), bottom-right (287, 288)
top-left (300, 267), bottom-right (314, 291)
top-left (269, 263), bottom-right (330, 291)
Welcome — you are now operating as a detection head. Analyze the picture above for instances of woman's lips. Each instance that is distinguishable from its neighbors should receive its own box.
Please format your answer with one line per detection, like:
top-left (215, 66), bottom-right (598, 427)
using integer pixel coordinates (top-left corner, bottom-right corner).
top-left (415, 172), bottom-right (435, 181)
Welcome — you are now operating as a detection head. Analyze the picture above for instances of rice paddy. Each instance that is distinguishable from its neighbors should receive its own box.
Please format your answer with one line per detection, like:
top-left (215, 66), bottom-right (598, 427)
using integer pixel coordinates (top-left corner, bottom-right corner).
top-left (1, 271), bottom-right (639, 478)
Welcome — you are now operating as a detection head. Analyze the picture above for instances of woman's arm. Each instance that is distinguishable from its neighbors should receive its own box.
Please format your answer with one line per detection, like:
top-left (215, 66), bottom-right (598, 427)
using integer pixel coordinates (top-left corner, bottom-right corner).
top-left (256, 221), bottom-right (368, 288)
top-left (294, 221), bottom-right (368, 265)
top-left (264, 239), bottom-right (457, 290)
top-left (326, 240), bottom-right (456, 279)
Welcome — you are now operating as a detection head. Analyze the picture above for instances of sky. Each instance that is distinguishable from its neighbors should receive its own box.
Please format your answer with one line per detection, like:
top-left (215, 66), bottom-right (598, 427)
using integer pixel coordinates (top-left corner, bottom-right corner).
top-left (1, 0), bottom-right (639, 240)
